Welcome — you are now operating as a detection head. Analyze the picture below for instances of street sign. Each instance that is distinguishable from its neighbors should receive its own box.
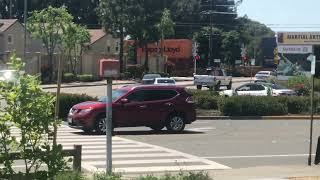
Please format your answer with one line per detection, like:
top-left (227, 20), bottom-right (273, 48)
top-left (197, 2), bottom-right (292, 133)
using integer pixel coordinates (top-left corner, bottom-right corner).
top-left (278, 45), bottom-right (313, 54)
top-left (308, 55), bottom-right (316, 75)
top-left (250, 59), bottom-right (255, 66)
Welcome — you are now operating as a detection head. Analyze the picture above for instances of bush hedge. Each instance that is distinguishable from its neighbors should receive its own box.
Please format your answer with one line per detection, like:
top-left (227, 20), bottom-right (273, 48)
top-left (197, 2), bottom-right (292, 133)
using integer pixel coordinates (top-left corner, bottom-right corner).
top-left (58, 93), bottom-right (97, 118)
top-left (188, 90), bottom-right (316, 116)
top-left (77, 74), bottom-right (94, 82)
top-left (63, 73), bottom-right (76, 83)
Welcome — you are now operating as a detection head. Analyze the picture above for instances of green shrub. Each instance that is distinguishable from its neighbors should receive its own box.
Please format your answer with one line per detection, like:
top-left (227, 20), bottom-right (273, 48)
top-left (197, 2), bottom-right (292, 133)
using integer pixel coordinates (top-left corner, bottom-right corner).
top-left (93, 172), bottom-right (122, 180)
top-left (288, 75), bottom-right (311, 95)
top-left (286, 96), bottom-right (309, 114)
top-left (58, 93), bottom-right (97, 118)
top-left (221, 96), bottom-right (288, 116)
top-left (127, 64), bottom-right (145, 79)
top-left (123, 71), bottom-right (133, 79)
top-left (63, 73), bottom-right (76, 83)
top-left (77, 74), bottom-right (94, 82)
top-left (55, 171), bottom-right (85, 180)
top-left (137, 172), bottom-right (212, 180)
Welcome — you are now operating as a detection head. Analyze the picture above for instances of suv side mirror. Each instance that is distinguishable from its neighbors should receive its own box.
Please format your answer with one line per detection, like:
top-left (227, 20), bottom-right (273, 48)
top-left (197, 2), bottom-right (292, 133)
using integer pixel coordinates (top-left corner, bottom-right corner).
top-left (120, 98), bottom-right (129, 104)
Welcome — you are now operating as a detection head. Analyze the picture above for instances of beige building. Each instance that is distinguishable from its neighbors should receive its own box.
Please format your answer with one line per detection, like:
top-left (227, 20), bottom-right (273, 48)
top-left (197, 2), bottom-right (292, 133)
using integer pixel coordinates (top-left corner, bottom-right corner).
top-left (81, 29), bottom-right (120, 77)
top-left (0, 19), bottom-right (120, 77)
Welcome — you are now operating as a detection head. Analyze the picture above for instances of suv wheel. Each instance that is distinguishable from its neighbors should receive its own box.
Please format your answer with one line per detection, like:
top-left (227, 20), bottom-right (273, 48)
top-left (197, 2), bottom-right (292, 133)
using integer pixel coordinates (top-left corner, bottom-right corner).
top-left (95, 115), bottom-right (114, 135)
top-left (166, 114), bottom-right (185, 133)
top-left (227, 82), bottom-right (232, 90)
top-left (196, 85), bottom-right (202, 90)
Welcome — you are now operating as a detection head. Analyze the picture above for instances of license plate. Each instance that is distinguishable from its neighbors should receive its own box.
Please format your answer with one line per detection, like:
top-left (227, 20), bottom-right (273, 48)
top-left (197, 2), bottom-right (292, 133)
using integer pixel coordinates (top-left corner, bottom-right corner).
top-left (67, 118), bottom-right (73, 124)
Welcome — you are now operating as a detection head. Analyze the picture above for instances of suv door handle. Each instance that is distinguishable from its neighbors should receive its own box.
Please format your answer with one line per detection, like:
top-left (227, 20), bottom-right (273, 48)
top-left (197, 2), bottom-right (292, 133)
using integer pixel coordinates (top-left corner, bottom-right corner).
top-left (139, 105), bottom-right (147, 109)
top-left (165, 103), bottom-right (173, 106)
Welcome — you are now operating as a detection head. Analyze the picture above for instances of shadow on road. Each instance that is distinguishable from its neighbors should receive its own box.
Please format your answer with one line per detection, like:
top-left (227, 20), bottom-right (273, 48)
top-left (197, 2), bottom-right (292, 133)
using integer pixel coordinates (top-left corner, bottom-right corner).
top-left (71, 130), bottom-right (204, 136)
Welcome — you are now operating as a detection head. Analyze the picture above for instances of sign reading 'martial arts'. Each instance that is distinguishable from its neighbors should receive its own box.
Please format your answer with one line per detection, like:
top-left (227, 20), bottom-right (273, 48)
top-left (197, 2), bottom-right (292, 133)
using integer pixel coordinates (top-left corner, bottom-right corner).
top-left (277, 32), bottom-right (320, 45)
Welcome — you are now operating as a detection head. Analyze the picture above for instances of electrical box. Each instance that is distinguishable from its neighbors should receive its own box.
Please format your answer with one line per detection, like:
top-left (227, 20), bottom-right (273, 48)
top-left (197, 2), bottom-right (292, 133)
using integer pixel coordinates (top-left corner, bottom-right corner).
top-left (99, 59), bottom-right (120, 78)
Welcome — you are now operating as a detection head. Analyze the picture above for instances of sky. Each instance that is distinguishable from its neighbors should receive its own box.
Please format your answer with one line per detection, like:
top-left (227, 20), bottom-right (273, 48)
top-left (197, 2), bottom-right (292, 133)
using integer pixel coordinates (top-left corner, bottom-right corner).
top-left (237, 0), bottom-right (320, 32)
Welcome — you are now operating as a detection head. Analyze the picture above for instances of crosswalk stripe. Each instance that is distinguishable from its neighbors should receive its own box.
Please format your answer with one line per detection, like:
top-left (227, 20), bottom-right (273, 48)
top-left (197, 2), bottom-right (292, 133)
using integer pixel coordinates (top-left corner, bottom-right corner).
top-left (83, 153), bottom-right (179, 159)
top-left (57, 139), bottom-right (133, 144)
top-left (80, 148), bottom-right (161, 154)
top-left (87, 158), bottom-right (200, 166)
top-left (59, 142), bottom-right (146, 147)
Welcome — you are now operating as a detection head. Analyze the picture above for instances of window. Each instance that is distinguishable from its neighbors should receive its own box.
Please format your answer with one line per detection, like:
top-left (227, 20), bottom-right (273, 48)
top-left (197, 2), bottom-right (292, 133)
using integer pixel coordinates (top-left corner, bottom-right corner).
top-left (126, 90), bottom-right (145, 102)
top-left (143, 90), bottom-right (178, 101)
top-left (115, 41), bottom-right (119, 52)
top-left (157, 79), bottom-right (175, 84)
top-left (213, 70), bottom-right (223, 76)
top-left (126, 90), bottom-right (178, 102)
top-left (107, 46), bottom-right (111, 52)
top-left (7, 34), bottom-right (13, 44)
top-left (237, 85), bottom-right (251, 91)
top-left (251, 84), bottom-right (266, 91)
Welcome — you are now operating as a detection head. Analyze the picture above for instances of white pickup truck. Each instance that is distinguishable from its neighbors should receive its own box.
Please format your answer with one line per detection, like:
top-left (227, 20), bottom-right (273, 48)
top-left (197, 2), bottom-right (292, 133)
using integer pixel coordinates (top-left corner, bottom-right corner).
top-left (194, 68), bottom-right (232, 90)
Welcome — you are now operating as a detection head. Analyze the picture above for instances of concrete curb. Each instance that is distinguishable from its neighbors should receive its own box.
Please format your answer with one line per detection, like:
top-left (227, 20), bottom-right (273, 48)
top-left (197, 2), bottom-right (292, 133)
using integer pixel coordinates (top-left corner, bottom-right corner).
top-left (197, 116), bottom-right (320, 120)
top-left (41, 82), bottom-right (136, 89)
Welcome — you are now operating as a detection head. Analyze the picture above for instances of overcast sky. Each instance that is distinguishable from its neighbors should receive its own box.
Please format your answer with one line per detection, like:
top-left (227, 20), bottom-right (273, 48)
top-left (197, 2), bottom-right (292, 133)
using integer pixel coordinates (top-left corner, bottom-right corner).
top-left (237, 0), bottom-right (320, 32)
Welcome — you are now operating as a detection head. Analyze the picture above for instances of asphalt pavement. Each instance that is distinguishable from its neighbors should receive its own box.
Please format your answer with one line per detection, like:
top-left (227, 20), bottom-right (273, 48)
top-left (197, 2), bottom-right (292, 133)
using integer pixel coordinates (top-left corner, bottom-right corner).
top-left (115, 119), bottom-right (320, 169)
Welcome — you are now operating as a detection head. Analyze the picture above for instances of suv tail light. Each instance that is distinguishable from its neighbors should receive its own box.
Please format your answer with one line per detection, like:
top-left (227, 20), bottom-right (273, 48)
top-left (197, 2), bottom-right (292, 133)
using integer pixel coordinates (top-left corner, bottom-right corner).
top-left (186, 96), bottom-right (194, 104)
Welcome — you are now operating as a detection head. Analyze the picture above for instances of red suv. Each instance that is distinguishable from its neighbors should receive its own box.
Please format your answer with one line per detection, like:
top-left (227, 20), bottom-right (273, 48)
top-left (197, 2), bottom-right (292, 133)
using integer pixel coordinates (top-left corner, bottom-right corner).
top-left (68, 85), bottom-right (196, 133)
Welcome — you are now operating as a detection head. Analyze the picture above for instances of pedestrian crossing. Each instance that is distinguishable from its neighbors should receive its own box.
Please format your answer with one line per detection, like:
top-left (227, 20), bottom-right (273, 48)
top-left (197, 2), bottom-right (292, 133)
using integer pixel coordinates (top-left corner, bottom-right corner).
top-left (10, 125), bottom-right (230, 173)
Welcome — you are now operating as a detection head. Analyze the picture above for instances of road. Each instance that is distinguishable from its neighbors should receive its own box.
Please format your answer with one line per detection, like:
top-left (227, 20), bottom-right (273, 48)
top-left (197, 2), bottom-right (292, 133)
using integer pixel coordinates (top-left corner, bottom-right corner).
top-left (9, 119), bottom-right (320, 173)
top-left (114, 119), bottom-right (320, 169)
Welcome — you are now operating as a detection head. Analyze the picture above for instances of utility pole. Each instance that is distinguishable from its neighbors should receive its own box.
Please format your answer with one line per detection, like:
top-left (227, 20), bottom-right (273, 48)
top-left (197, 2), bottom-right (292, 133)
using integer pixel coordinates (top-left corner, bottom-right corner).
top-left (23, 0), bottom-right (27, 63)
top-left (208, 0), bottom-right (214, 68)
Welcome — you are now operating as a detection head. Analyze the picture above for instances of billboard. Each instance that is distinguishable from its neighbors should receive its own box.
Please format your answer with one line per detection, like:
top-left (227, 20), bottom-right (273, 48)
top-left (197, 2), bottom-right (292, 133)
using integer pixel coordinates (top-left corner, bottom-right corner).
top-left (277, 32), bottom-right (320, 45)
top-left (278, 45), bottom-right (313, 54)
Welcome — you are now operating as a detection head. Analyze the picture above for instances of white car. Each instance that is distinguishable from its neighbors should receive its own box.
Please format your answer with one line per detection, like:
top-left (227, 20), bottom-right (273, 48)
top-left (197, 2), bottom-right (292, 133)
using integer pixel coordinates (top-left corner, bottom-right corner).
top-left (220, 83), bottom-right (296, 97)
top-left (154, 78), bottom-right (176, 85)
top-left (254, 71), bottom-right (276, 83)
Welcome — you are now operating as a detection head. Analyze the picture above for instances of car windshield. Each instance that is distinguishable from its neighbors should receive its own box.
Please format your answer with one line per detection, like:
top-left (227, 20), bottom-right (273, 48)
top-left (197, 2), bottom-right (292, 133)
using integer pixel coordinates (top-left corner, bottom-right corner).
top-left (143, 74), bottom-right (161, 79)
top-left (157, 79), bottom-right (175, 84)
top-left (98, 89), bottom-right (128, 102)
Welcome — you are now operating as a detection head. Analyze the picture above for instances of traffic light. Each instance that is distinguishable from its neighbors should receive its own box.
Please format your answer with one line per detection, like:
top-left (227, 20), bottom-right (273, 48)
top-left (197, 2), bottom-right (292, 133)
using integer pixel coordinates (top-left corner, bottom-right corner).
top-left (274, 47), bottom-right (280, 65)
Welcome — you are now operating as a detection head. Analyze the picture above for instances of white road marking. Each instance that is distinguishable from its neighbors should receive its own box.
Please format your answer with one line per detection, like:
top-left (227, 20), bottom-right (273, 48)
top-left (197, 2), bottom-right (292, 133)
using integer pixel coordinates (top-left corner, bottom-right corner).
top-left (82, 153), bottom-right (179, 159)
top-left (88, 158), bottom-right (199, 165)
top-left (78, 148), bottom-right (162, 154)
top-left (202, 154), bottom-right (316, 159)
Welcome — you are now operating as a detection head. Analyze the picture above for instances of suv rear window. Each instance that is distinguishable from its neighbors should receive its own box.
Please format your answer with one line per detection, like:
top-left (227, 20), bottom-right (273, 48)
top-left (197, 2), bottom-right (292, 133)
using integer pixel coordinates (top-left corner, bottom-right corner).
top-left (127, 89), bottom-right (178, 102)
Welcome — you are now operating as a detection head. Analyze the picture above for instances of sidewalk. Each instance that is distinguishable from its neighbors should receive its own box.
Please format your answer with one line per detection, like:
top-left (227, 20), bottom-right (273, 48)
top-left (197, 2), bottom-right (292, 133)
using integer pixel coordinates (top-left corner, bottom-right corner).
top-left (40, 77), bottom-right (251, 89)
top-left (41, 80), bottom-right (136, 89)
top-left (210, 165), bottom-right (320, 180)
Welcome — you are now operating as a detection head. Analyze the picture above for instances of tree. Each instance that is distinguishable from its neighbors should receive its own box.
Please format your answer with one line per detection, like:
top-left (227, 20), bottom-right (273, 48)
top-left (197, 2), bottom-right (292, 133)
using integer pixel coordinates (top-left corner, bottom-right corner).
top-left (155, 8), bottom-right (175, 72)
top-left (221, 31), bottom-right (241, 68)
top-left (237, 16), bottom-right (275, 65)
top-left (98, 0), bottom-right (130, 73)
top-left (27, 6), bottom-right (73, 82)
top-left (62, 23), bottom-right (90, 75)
top-left (0, 53), bottom-right (67, 179)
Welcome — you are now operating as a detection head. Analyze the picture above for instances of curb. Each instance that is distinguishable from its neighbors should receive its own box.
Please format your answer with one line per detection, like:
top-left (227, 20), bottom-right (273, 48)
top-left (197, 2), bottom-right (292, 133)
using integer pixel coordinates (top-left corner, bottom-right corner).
top-left (197, 116), bottom-right (320, 120)
top-left (41, 82), bottom-right (136, 89)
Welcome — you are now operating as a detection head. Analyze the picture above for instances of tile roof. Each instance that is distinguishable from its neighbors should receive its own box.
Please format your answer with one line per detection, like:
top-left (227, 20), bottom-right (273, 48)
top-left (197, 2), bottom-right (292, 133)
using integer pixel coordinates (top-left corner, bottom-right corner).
top-left (88, 29), bottom-right (106, 45)
top-left (0, 19), bottom-right (18, 33)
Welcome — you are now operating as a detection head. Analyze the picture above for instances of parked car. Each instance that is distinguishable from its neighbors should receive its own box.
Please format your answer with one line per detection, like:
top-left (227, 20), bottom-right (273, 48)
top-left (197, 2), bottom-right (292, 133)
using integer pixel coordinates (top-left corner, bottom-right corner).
top-left (220, 82), bottom-right (296, 97)
top-left (154, 77), bottom-right (176, 85)
top-left (68, 85), bottom-right (196, 133)
top-left (0, 70), bottom-right (18, 83)
top-left (254, 71), bottom-right (276, 83)
top-left (194, 68), bottom-right (232, 90)
top-left (141, 74), bottom-right (161, 84)
top-left (262, 83), bottom-right (297, 96)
